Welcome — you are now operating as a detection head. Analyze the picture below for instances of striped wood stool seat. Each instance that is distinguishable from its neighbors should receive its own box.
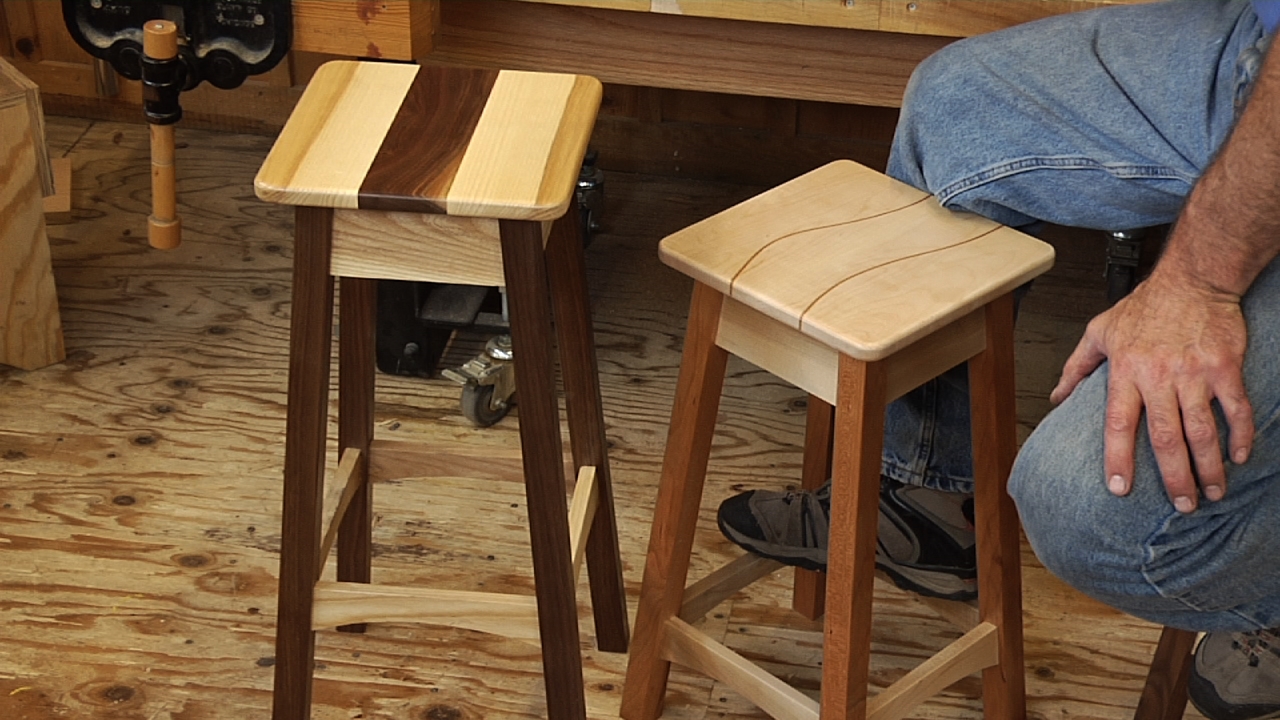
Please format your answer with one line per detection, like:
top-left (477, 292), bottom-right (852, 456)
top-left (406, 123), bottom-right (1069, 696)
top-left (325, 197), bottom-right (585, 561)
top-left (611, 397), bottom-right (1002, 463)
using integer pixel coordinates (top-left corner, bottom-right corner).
top-left (620, 160), bottom-right (1055, 720)
top-left (255, 61), bottom-right (628, 720)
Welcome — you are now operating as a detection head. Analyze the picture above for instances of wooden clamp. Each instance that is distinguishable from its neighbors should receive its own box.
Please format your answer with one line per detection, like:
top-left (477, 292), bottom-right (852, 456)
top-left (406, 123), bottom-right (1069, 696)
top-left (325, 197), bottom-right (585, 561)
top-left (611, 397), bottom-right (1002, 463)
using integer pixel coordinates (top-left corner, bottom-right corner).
top-left (143, 20), bottom-right (182, 250)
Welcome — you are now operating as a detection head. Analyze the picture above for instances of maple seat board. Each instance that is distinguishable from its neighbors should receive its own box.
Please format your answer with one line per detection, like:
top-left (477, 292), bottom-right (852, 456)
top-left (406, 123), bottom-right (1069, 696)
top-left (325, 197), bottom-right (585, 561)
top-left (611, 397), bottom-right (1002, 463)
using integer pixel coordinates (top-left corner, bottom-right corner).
top-left (254, 61), bottom-right (602, 221)
top-left (658, 160), bottom-right (1056, 361)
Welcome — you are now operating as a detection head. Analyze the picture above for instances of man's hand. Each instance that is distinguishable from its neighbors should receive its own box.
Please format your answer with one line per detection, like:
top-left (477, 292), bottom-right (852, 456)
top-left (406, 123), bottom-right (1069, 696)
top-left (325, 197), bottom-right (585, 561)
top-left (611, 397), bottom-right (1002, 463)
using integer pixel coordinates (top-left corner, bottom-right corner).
top-left (1050, 42), bottom-right (1280, 513)
top-left (1050, 271), bottom-right (1253, 512)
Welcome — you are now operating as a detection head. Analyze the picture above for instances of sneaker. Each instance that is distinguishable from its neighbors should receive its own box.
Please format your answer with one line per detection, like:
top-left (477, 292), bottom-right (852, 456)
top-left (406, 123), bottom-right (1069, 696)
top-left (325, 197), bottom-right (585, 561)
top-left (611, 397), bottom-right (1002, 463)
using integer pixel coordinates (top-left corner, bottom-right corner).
top-left (716, 483), bottom-right (832, 573)
top-left (716, 476), bottom-right (978, 600)
top-left (1189, 628), bottom-right (1280, 720)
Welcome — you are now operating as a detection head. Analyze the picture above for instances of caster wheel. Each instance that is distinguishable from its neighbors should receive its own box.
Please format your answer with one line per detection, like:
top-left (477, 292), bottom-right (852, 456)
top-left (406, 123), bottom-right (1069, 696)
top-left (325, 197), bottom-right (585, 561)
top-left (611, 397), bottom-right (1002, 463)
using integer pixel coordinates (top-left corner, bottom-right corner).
top-left (461, 383), bottom-right (512, 427)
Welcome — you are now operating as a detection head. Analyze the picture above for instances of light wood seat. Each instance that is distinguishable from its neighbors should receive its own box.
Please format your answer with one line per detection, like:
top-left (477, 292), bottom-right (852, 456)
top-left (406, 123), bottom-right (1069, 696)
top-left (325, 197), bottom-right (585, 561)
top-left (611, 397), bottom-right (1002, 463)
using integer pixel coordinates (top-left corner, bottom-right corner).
top-left (621, 159), bottom-right (1054, 720)
top-left (254, 60), bottom-right (628, 720)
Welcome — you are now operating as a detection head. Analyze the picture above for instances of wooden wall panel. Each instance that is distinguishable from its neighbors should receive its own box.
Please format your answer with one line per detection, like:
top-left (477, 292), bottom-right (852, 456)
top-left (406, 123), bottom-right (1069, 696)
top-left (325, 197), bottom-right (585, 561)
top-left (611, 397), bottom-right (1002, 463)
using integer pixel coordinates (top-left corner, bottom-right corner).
top-left (878, 0), bottom-right (1152, 37)
top-left (431, 0), bottom-right (951, 108)
top-left (2, 1), bottom-right (39, 61)
top-left (0, 3), bottom-right (12, 57)
top-left (2, 0), bottom-right (109, 98)
top-left (291, 0), bottom-right (440, 59)
top-left (500, 0), bottom-right (1154, 36)
top-left (651, 0), bottom-right (883, 30)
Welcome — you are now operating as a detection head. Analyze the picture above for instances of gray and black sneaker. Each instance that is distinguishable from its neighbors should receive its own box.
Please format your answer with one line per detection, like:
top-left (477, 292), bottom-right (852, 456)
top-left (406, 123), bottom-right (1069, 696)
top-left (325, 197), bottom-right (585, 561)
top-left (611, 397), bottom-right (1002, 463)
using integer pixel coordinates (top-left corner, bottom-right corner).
top-left (1189, 628), bottom-right (1280, 720)
top-left (716, 476), bottom-right (977, 601)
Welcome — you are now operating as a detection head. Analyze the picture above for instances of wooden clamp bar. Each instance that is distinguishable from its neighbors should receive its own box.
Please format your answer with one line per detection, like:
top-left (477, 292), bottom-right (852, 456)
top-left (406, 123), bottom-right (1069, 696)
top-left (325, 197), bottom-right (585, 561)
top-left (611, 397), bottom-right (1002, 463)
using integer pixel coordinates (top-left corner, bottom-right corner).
top-left (143, 20), bottom-right (182, 249)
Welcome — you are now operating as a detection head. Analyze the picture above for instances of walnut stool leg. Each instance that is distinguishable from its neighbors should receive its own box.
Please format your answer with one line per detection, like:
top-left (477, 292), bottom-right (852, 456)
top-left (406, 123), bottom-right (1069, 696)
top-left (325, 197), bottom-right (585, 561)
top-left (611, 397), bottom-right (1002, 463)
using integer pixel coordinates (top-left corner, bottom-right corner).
top-left (1135, 627), bottom-right (1195, 720)
top-left (968, 293), bottom-right (1026, 720)
top-left (500, 218), bottom-right (587, 720)
top-left (336, 276), bottom-right (377, 633)
top-left (794, 394), bottom-right (834, 620)
top-left (545, 201), bottom-right (630, 653)
top-left (621, 283), bottom-right (730, 720)
top-left (273, 207), bottom-right (336, 720)
top-left (821, 355), bottom-right (888, 720)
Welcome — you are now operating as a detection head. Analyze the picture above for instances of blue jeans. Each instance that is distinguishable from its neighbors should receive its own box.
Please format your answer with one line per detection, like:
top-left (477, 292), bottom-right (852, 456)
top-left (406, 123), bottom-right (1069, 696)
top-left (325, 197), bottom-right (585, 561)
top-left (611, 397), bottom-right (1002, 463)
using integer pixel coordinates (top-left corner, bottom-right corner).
top-left (882, 0), bottom-right (1280, 631)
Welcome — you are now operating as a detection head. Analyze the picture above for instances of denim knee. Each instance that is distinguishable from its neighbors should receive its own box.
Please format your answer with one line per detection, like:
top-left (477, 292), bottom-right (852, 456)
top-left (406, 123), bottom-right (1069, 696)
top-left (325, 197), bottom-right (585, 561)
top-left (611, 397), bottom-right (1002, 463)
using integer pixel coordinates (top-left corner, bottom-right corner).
top-left (1006, 368), bottom-right (1161, 605)
top-left (1007, 407), bottom-right (1126, 598)
top-left (1008, 364), bottom-right (1280, 632)
top-left (888, 40), bottom-right (990, 195)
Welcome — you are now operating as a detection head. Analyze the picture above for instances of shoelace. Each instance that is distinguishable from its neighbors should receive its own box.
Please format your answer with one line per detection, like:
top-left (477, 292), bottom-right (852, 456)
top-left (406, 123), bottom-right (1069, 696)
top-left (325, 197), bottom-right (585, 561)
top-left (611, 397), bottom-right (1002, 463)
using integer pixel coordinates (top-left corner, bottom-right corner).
top-left (1230, 628), bottom-right (1280, 667)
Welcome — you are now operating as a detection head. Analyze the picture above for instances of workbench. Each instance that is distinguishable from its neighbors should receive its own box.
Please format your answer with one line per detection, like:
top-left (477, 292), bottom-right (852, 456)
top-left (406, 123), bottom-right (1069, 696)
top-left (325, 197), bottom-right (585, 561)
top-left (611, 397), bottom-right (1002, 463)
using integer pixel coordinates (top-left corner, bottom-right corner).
top-left (423, 0), bottom-right (1151, 107)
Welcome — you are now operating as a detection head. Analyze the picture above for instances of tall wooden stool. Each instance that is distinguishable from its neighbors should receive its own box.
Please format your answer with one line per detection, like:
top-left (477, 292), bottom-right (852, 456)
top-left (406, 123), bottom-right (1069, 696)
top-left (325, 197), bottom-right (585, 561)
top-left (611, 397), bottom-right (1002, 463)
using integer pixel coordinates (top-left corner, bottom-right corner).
top-left (620, 160), bottom-right (1055, 719)
top-left (254, 61), bottom-right (629, 720)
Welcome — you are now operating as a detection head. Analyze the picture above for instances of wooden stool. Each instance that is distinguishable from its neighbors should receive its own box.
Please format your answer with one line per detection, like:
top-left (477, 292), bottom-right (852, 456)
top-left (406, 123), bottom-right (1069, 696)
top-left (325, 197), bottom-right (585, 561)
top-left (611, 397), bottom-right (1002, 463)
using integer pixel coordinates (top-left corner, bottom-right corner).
top-left (254, 61), bottom-right (629, 720)
top-left (620, 160), bottom-right (1055, 719)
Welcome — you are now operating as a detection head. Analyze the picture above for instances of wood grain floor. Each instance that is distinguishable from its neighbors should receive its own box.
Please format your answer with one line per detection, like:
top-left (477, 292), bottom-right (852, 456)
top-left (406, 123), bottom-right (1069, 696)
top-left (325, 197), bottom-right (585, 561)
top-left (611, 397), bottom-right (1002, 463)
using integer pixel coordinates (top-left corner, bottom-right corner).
top-left (0, 117), bottom-right (1198, 720)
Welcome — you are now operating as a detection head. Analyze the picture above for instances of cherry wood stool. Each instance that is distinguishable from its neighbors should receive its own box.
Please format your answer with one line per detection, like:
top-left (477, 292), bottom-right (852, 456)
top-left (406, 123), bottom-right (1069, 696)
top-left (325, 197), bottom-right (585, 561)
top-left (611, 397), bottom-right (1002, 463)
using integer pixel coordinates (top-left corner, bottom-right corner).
top-left (620, 159), bottom-right (1055, 720)
top-left (254, 61), bottom-right (629, 720)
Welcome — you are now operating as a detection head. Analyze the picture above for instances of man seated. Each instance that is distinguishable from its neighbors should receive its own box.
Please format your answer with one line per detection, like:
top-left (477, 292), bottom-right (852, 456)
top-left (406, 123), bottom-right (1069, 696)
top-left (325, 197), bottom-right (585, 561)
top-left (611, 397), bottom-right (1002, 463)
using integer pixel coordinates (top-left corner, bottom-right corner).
top-left (717, 2), bottom-right (1280, 717)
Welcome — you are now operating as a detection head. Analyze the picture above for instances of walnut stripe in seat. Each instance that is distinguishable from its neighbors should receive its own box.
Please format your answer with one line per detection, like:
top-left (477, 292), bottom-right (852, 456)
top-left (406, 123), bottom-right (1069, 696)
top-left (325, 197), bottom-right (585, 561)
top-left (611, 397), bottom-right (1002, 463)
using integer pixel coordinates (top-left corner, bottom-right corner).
top-left (255, 62), bottom-right (602, 221)
top-left (358, 66), bottom-right (500, 213)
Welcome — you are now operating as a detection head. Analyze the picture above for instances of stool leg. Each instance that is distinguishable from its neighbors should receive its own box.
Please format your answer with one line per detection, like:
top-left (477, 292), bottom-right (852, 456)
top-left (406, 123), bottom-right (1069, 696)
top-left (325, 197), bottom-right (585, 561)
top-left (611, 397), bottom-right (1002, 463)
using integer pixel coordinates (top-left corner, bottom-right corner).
top-left (794, 394), bottom-right (834, 621)
top-left (822, 355), bottom-right (887, 720)
top-left (1134, 627), bottom-right (1195, 720)
top-left (336, 276), bottom-right (377, 633)
top-left (273, 207), bottom-right (335, 720)
top-left (545, 201), bottom-right (630, 653)
top-left (500, 218), bottom-right (587, 720)
top-left (968, 293), bottom-right (1026, 720)
top-left (621, 283), bottom-right (729, 720)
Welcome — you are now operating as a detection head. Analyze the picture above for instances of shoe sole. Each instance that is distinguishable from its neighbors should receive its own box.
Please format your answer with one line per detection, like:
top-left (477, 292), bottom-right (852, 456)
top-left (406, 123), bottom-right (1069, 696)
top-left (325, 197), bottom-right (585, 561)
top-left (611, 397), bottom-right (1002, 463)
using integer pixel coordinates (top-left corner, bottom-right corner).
top-left (1188, 666), bottom-right (1280, 720)
top-left (875, 549), bottom-right (977, 602)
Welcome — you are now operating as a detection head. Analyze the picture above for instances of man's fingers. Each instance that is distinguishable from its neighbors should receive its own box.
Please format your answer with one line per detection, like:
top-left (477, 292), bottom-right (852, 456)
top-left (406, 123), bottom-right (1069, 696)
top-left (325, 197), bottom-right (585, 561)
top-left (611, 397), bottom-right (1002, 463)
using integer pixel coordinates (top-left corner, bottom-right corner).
top-left (1102, 380), bottom-right (1141, 497)
top-left (1179, 388), bottom-right (1226, 502)
top-left (1144, 393), bottom-right (1198, 513)
top-left (1052, 335), bottom-right (1106, 405)
top-left (1216, 378), bottom-right (1255, 468)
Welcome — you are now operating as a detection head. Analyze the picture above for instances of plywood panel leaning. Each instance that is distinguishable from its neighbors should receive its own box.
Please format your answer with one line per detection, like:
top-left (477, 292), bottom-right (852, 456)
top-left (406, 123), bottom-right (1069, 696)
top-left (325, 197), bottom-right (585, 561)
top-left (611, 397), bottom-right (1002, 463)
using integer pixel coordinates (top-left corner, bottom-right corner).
top-left (0, 56), bottom-right (63, 370)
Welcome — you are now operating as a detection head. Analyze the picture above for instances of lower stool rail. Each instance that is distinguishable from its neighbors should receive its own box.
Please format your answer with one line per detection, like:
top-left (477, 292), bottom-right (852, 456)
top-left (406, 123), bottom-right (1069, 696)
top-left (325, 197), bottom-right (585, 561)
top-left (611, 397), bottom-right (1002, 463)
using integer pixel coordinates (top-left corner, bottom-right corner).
top-left (866, 623), bottom-right (998, 720)
top-left (313, 582), bottom-right (542, 640)
top-left (314, 444), bottom-right (601, 644)
top-left (680, 554), bottom-right (783, 622)
top-left (664, 616), bottom-right (820, 719)
top-left (656, 616), bottom-right (1001, 720)
top-left (671, 550), bottom-right (999, 720)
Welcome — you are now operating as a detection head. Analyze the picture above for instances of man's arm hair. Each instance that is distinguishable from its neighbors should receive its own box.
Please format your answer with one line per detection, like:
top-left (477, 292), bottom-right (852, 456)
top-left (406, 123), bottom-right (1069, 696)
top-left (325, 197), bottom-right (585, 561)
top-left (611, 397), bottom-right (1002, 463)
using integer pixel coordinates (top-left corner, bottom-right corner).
top-left (1158, 44), bottom-right (1280, 297)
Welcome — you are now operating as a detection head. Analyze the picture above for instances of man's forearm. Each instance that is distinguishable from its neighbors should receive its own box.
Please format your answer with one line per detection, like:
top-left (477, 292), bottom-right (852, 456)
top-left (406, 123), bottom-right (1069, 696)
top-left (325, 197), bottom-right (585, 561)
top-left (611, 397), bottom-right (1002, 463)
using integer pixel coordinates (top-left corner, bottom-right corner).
top-left (1156, 44), bottom-right (1280, 298)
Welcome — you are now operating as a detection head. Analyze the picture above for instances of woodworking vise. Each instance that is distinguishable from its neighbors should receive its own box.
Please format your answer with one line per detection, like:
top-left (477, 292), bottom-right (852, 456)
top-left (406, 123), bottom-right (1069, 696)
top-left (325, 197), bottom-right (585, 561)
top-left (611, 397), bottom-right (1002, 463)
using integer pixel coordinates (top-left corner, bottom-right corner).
top-left (61, 1), bottom-right (292, 248)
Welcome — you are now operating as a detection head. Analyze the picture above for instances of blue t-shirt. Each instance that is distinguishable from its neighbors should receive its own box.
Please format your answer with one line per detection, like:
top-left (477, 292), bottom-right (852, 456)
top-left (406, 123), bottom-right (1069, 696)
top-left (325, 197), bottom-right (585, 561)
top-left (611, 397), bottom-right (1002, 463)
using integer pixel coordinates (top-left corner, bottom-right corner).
top-left (1254, 0), bottom-right (1280, 33)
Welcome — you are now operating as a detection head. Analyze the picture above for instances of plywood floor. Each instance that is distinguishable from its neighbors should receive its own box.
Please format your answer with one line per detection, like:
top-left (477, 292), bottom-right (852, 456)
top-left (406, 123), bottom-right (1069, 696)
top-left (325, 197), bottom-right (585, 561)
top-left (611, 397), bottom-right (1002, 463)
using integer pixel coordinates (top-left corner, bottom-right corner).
top-left (0, 116), bottom-right (1198, 720)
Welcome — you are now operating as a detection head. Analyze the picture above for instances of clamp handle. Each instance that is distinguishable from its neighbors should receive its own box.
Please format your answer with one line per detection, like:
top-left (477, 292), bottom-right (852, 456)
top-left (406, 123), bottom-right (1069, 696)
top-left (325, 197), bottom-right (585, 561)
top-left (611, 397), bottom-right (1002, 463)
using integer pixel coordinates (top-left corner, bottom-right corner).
top-left (143, 19), bottom-right (181, 249)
